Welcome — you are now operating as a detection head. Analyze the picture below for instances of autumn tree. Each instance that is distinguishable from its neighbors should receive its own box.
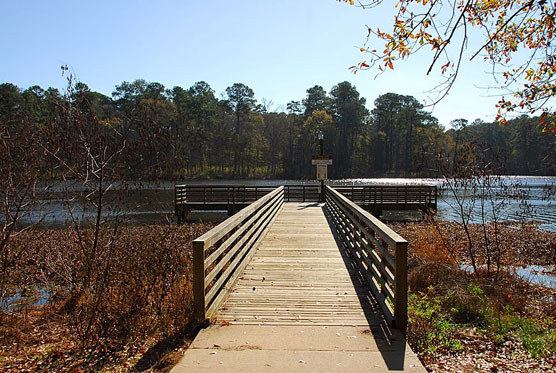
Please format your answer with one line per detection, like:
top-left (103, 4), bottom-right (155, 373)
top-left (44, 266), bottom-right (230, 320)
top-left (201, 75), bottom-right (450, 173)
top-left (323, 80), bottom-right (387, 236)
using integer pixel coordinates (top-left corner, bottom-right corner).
top-left (342, 0), bottom-right (556, 132)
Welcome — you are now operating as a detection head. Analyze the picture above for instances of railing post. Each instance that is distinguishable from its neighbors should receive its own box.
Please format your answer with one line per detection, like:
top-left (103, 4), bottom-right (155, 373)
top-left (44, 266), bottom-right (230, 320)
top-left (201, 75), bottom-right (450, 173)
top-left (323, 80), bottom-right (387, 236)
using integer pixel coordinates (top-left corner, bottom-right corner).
top-left (394, 241), bottom-right (408, 333)
top-left (175, 186), bottom-right (179, 223)
top-left (193, 240), bottom-right (207, 323)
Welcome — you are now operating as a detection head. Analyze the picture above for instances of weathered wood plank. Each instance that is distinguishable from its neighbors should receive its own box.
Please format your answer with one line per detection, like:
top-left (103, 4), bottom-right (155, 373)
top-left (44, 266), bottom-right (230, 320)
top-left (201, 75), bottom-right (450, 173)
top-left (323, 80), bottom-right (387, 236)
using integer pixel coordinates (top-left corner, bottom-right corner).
top-left (213, 202), bottom-right (385, 327)
top-left (205, 197), bottom-right (283, 312)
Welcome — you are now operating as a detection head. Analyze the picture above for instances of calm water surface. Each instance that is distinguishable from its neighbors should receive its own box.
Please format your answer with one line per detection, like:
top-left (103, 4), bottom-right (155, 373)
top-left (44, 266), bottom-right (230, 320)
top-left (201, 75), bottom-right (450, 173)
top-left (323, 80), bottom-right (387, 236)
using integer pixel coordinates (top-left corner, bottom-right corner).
top-left (5, 176), bottom-right (555, 305)
top-left (17, 176), bottom-right (556, 231)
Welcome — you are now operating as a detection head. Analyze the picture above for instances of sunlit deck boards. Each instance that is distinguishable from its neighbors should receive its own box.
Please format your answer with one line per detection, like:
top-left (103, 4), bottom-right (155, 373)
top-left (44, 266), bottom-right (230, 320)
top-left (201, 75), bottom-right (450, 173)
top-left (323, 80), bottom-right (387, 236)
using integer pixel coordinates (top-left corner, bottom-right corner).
top-left (173, 200), bottom-right (425, 372)
top-left (214, 202), bottom-right (384, 326)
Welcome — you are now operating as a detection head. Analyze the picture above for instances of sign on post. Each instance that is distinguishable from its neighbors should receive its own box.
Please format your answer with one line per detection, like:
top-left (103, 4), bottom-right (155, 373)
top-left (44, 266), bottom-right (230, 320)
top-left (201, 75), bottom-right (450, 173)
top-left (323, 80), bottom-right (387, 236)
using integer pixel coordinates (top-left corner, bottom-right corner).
top-left (317, 164), bottom-right (327, 180)
top-left (312, 155), bottom-right (332, 165)
top-left (313, 154), bottom-right (331, 182)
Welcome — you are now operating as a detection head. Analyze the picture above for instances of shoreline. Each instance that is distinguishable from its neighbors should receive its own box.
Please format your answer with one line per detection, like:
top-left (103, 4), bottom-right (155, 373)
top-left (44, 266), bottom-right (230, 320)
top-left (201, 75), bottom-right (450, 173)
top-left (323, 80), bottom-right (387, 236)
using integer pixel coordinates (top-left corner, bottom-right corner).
top-left (1, 221), bottom-right (555, 371)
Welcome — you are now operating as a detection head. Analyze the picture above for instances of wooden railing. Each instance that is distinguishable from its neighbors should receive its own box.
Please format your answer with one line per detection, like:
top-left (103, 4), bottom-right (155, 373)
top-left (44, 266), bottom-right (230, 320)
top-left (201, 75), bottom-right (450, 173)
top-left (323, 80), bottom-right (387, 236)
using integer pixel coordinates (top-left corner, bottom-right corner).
top-left (333, 185), bottom-right (437, 210)
top-left (192, 186), bottom-right (285, 321)
top-left (175, 185), bottom-right (276, 206)
top-left (175, 185), bottom-right (322, 221)
top-left (175, 184), bottom-right (322, 205)
top-left (175, 184), bottom-right (436, 218)
top-left (325, 186), bottom-right (408, 332)
top-left (283, 185), bottom-right (320, 202)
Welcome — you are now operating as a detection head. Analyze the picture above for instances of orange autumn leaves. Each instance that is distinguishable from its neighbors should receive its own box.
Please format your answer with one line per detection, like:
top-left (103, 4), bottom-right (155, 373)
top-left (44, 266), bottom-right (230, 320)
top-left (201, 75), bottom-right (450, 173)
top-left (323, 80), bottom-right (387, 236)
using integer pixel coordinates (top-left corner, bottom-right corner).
top-left (340, 0), bottom-right (556, 132)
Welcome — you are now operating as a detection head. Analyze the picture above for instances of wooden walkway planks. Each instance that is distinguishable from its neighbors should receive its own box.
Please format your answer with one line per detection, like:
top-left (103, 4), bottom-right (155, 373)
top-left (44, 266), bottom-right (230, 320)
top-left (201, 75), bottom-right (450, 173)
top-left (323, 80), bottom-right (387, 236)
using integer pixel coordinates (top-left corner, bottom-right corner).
top-left (172, 202), bottom-right (426, 372)
top-left (215, 202), bottom-right (384, 327)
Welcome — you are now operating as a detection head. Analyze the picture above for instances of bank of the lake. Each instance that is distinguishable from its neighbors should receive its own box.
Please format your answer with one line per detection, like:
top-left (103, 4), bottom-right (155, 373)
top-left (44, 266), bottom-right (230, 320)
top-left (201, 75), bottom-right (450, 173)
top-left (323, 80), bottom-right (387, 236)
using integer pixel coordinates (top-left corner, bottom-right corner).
top-left (0, 223), bottom-right (213, 372)
top-left (1, 219), bottom-right (556, 372)
top-left (19, 176), bottom-right (556, 232)
top-left (392, 220), bottom-right (556, 372)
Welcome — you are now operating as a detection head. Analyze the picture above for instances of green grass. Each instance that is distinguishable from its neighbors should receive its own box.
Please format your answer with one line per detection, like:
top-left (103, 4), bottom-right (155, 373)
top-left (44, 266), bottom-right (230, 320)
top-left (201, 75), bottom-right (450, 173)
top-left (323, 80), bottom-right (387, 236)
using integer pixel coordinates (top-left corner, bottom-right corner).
top-left (408, 290), bottom-right (464, 354)
top-left (490, 312), bottom-right (556, 358)
top-left (408, 284), bottom-right (556, 358)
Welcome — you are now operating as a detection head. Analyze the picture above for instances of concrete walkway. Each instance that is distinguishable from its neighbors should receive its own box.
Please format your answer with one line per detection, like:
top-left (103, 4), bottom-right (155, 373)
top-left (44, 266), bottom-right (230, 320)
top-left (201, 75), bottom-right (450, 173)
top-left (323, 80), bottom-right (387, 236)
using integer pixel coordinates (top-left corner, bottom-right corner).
top-left (171, 324), bottom-right (424, 372)
top-left (171, 203), bottom-right (425, 372)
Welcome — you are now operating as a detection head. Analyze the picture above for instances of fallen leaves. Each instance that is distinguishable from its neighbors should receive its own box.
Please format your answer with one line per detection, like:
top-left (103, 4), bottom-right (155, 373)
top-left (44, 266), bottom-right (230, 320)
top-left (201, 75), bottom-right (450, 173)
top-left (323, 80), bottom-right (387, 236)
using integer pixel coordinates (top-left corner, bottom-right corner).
top-left (1, 223), bottom-right (214, 372)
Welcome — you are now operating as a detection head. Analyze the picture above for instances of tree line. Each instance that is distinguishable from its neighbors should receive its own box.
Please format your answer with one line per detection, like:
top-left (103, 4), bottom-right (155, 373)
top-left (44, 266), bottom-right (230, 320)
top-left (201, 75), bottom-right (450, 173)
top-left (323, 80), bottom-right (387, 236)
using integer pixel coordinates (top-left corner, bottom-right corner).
top-left (1, 78), bottom-right (554, 180)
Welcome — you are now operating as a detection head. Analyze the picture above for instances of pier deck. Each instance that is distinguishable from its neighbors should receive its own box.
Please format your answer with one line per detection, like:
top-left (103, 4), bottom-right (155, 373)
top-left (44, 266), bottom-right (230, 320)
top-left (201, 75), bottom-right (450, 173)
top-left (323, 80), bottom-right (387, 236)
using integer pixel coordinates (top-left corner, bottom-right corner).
top-left (171, 202), bottom-right (424, 372)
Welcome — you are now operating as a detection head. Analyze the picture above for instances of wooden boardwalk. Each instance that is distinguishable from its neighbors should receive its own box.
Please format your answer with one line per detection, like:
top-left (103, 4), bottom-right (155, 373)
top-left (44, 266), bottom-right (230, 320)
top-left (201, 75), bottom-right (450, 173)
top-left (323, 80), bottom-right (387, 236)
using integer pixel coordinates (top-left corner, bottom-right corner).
top-left (174, 184), bottom-right (437, 223)
top-left (172, 202), bottom-right (424, 372)
top-left (215, 203), bottom-right (382, 326)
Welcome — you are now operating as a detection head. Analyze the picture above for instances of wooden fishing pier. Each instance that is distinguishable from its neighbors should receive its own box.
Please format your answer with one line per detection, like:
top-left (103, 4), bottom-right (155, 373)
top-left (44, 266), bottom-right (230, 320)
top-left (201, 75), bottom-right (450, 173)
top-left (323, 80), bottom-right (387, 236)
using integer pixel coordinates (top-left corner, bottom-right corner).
top-left (174, 184), bottom-right (437, 222)
top-left (171, 184), bottom-right (430, 372)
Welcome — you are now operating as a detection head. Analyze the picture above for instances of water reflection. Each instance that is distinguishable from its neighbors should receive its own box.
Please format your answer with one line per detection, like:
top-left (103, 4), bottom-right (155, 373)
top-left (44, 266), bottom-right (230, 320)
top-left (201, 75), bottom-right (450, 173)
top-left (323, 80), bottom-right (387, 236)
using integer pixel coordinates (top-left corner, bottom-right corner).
top-left (5, 177), bottom-right (556, 231)
top-left (516, 265), bottom-right (556, 289)
top-left (461, 264), bottom-right (556, 289)
top-left (1, 288), bottom-right (50, 310)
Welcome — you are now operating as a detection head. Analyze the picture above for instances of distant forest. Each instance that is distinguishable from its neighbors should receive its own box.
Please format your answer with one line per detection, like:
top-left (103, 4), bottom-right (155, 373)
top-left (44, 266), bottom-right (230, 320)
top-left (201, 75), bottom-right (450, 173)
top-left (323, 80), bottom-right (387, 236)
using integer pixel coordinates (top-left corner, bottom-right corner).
top-left (1, 79), bottom-right (554, 180)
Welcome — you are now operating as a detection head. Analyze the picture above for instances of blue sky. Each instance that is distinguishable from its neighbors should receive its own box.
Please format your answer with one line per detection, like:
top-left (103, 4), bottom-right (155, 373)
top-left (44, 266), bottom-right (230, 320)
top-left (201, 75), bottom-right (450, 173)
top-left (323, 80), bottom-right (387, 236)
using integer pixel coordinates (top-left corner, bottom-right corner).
top-left (1, 0), bottom-right (503, 127)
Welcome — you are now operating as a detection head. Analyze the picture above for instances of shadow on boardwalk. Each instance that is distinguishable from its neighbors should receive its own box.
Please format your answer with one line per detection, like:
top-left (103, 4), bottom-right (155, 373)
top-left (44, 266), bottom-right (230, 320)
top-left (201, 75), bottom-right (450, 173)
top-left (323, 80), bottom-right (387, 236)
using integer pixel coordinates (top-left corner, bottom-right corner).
top-left (323, 204), bottom-right (408, 371)
top-left (132, 323), bottom-right (201, 372)
top-left (170, 203), bottom-right (423, 372)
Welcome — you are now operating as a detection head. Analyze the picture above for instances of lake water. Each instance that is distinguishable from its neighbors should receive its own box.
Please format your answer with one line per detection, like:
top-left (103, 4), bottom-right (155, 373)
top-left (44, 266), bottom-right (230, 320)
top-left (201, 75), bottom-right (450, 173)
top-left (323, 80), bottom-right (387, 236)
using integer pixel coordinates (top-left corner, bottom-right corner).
top-left (461, 264), bottom-right (556, 289)
top-left (4, 176), bottom-right (555, 308)
top-left (14, 176), bottom-right (556, 232)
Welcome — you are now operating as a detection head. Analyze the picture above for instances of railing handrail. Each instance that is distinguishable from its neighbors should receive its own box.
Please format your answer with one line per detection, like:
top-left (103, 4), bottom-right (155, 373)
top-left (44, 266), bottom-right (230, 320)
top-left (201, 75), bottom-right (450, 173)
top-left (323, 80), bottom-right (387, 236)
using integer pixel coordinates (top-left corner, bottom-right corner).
top-left (326, 186), bottom-right (408, 332)
top-left (329, 187), bottom-right (407, 247)
top-left (176, 184), bottom-right (323, 204)
top-left (331, 185), bottom-right (437, 211)
top-left (176, 184), bottom-right (277, 188)
top-left (193, 186), bottom-right (284, 321)
top-left (194, 186), bottom-right (282, 247)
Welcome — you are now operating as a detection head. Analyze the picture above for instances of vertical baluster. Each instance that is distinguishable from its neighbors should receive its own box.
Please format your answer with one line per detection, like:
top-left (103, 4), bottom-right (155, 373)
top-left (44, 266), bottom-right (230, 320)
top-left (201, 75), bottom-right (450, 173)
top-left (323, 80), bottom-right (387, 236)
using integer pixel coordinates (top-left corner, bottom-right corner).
top-left (193, 240), bottom-right (207, 322)
top-left (395, 240), bottom-right (408, 333)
